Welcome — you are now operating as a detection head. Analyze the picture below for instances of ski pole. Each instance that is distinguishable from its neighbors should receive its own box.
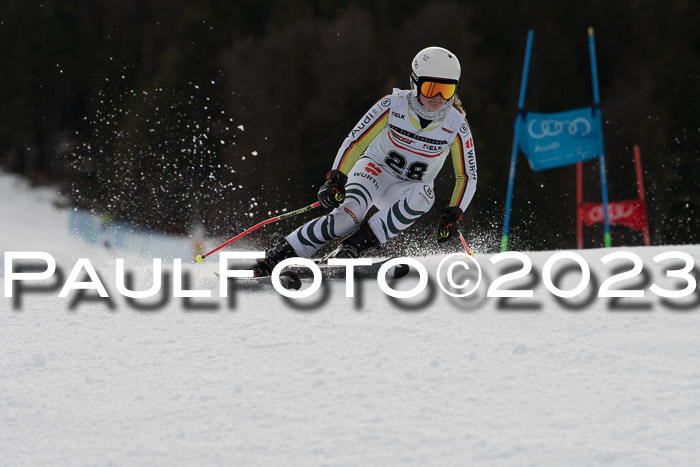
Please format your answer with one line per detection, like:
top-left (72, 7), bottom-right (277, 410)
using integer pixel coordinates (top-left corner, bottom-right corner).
top-left (195, 201), bottom-right (321, 263)
top-left (459, 231), bottom-right (475, 257)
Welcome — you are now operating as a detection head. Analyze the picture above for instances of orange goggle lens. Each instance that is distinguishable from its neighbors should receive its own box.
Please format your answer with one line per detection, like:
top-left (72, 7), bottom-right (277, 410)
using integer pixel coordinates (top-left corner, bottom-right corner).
top-left (419, 81), bottom-right (456, 100)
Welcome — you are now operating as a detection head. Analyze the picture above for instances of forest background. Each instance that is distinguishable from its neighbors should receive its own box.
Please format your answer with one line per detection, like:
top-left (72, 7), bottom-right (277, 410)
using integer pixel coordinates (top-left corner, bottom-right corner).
top-left (2, 0), bottom-right (698, 252)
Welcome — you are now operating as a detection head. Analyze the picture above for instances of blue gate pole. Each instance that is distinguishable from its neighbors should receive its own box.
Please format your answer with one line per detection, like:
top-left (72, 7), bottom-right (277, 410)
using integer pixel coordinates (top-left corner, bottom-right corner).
top-left (501, 30), bottom-right (534, 252)
top-left (588, 27), bottom-right (612, 247)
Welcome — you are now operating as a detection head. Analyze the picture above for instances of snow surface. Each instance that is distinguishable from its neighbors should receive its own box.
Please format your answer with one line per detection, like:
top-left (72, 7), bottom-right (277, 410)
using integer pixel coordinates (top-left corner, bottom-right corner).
top-left (2, 171), bottom-right (700, 467)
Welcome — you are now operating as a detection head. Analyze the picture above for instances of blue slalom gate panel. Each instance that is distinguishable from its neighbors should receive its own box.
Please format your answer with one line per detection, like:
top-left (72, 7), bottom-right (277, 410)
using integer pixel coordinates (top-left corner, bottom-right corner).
top-left (517, 107), bottom-right (604, 171)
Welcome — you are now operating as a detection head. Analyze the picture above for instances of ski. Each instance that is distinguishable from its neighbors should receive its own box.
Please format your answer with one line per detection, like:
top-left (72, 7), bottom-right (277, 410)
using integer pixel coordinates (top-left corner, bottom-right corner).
top-left (216, 257), bottom-right (409, 291)
top-left (288, 257), bottom-right (410, 280)
top-left (214, 270), bottom-right (303, 290)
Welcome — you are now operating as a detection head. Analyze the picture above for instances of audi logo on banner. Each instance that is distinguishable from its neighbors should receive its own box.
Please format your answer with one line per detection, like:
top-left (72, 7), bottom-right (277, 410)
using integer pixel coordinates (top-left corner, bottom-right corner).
top-left (527, 117), bottom-right (592, 139)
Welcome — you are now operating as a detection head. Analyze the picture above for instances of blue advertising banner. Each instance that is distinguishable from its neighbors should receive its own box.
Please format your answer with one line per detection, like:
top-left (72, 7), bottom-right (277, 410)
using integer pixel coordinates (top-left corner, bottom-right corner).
top-left (517, 107), bottom-right (603, 171)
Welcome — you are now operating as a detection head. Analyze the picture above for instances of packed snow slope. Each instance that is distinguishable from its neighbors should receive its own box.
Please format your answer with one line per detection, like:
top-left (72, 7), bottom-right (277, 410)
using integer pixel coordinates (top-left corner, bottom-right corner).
top-left (2, 172), bottom-right (700, 467)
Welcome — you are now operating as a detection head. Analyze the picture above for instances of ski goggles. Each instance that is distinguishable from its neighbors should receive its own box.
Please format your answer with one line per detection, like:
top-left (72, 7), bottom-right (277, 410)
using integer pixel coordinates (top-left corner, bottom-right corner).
top-left (419, 80), bottom-right (457, 100)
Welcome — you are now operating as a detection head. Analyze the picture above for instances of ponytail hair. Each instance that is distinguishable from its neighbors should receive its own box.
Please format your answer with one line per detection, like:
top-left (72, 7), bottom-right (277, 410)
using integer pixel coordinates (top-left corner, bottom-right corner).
top-left (452, 94), bottom-right (465, 114)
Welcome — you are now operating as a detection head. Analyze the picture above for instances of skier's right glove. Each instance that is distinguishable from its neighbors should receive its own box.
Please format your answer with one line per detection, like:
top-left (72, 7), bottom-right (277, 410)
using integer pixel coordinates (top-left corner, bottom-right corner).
top-left (317, 169), bottom-right (348, 209)
top-left (437, 206), bottom-right (463, 243)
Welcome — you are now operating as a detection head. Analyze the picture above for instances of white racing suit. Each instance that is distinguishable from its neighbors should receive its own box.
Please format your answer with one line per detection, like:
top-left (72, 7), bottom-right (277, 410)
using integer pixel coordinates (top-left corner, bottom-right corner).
top-left (287, 88), bottom-right (477, 257)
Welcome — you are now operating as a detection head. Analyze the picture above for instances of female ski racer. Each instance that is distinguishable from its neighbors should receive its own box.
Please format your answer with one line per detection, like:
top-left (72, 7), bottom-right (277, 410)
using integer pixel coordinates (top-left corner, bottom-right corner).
top-left (253, 46), bottom-right (477, 276)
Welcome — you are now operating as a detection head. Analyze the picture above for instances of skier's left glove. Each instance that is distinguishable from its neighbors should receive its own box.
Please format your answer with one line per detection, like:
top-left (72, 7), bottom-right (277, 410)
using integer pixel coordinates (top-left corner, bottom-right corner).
top-left (437, 206), bottom-right (463, 243)
top-left (317, 169), bottom-right (348, 209)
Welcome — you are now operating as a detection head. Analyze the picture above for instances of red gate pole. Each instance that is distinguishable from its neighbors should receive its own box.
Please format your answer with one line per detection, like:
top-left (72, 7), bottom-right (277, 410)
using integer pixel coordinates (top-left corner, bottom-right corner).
top-left (633, 144), bottom-right (651, 246)
top-left (576, 161), bottom-right (584, 249)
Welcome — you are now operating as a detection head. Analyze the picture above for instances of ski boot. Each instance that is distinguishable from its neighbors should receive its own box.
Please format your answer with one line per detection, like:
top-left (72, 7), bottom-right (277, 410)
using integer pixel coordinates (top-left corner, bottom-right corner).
top-left (331, 222), bottom-right (380, 259)
top-left (252, 236), bottom-right (298, 277)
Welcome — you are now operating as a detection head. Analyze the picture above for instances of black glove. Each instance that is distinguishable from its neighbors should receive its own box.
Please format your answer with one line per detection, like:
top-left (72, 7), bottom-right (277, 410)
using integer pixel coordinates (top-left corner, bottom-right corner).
top-left (317, 169), bottom-right (348, 209)
top-left (437, 206), bottom-right (463, 243)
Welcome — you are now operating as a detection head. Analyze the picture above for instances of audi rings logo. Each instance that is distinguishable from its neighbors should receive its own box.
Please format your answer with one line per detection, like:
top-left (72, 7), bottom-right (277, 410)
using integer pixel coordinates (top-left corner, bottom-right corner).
top-left (380, 98), bottom-right (391, 107)
top-left (528, 117), bottom-right (591, 139)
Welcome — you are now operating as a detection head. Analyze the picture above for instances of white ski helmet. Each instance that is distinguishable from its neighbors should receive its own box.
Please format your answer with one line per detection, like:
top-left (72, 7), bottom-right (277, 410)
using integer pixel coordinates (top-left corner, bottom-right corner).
top-left (410, 46), bottom-right (461, 98)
